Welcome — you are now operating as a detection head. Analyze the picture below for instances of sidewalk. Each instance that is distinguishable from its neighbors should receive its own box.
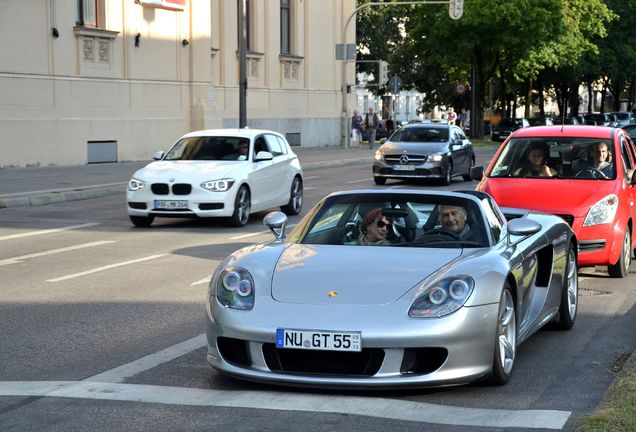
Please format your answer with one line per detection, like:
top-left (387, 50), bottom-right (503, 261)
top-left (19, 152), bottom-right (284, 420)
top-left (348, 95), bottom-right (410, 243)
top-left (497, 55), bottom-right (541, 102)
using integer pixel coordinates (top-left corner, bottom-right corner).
top-left (0, 146), bottom-right (375, 209)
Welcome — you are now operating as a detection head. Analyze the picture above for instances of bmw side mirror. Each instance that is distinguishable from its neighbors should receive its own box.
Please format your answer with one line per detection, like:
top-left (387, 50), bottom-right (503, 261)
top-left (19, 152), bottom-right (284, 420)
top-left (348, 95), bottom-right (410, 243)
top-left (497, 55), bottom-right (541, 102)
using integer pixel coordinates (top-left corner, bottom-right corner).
top-left (254, 151), bottom-right (274, 161)
top-left (153, 150), bottom-right (165, 160)
top-left (264, 211), bottom-right (288, 240)
top-left (470, 166), bottom-right (484, 181)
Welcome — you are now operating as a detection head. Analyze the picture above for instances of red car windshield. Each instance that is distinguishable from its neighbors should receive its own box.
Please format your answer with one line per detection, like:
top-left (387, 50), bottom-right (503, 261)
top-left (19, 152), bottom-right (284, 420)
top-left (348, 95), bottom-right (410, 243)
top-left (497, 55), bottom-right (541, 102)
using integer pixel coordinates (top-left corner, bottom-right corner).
top-left (489, 138), bottom-right (616, 180)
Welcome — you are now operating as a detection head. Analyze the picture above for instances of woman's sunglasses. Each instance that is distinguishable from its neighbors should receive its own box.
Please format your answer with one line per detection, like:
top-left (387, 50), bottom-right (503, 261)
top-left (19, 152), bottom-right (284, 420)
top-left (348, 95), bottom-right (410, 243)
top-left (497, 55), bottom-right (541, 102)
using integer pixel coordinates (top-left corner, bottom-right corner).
top-left (376, 219), bottom-right (391, 229)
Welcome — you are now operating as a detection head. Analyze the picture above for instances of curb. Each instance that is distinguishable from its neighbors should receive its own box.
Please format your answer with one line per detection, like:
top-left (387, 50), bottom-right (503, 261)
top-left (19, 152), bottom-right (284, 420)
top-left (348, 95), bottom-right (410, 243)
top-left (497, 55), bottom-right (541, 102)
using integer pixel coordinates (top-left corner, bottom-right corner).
top-left (0, 157), bottom-right (369, 210)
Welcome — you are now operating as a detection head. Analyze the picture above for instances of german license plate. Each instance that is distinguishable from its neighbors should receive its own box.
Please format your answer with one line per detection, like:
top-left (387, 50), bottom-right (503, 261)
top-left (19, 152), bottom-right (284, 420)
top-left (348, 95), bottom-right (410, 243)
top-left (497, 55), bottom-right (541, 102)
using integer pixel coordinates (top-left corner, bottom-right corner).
top-left (393, 165), bottom-right (415, 171)
top-left (276, 328), bottom-right (361, 352)
top-left (154, 200), bottom-right (188, 209)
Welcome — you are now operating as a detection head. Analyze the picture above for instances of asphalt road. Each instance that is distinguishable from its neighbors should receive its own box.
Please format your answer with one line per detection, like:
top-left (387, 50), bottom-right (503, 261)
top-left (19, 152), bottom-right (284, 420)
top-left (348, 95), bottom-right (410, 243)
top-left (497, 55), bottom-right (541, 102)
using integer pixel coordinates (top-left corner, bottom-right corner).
top-left (0, 161), bottom-right (634, 432)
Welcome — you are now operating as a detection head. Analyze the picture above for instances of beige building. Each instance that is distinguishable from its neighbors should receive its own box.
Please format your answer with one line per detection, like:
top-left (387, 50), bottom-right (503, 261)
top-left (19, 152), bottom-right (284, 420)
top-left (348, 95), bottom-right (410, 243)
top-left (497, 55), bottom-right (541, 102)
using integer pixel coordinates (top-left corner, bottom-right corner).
top-left (0, 0), bottom-right (356, 168)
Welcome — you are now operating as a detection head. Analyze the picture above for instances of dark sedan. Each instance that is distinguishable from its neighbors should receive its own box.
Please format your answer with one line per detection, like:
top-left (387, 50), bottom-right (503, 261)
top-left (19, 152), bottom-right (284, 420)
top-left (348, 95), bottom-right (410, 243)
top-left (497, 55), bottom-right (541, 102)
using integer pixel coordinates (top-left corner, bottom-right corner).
top-left (372, 124), bottom-right (475, 185)
top-left (491, 118), bottom-right (530, 142)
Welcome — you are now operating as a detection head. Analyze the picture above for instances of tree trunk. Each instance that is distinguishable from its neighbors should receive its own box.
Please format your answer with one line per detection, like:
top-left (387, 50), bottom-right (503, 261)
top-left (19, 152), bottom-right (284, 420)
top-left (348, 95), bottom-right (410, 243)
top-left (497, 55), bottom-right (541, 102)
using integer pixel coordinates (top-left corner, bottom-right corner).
top-left (587, 83), bottom-right (593, 114)
top-left (524, 77), bottom-right (532, 118)
top-left (600, 78), bottom-right (608, 113)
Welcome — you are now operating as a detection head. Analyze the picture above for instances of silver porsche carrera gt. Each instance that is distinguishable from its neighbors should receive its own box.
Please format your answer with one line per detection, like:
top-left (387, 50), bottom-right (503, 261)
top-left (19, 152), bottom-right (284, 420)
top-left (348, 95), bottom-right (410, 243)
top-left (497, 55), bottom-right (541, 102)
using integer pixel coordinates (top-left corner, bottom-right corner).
top-left (205, 189), bottom-right (578, 388)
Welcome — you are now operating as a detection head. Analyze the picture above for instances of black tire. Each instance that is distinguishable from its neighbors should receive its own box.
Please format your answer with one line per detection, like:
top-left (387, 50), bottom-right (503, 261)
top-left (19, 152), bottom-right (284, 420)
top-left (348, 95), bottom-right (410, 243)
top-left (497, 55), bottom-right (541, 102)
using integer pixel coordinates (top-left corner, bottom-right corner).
top-left (281, 176), bottom-right (303, 215)
top-left (130, 215), bottom-right (154, 227)
top-left (555, 246), bottom-right (578, 330)
top-left (488, 284), bottom-right (516, 386)
top-left (608, 229), bottom-right (632, 278)
top-left (228, 185), bottom-right (250, 227)
top-left (440, 162), bottom-right (452, 186)
top-left (374, 176), bottom-right (387, 185)
top-left (462, 157), bottom-right (475, 181)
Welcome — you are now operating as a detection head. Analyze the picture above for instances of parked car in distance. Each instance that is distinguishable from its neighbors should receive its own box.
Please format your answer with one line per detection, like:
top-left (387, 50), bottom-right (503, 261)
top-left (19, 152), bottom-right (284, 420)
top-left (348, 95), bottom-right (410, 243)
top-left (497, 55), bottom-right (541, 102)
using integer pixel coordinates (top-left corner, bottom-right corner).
top-left (622, 123), bottom-right (636, 140)
top-left (529, 117), bottom-right (554, 127)
top-left (471, 125), bottom-right (636, 277)
top-left (372, 123), bottom-right (475, 185)
top-left (206, 189), bottom-right (578, 388)
top-left (491, 118), bottom-right (530, 142)
top-left (583, 113), bottom-right (612, 126)
top-left (610, 111), bottom-right (635, 127)
top-left (552, 115), bottom-right (581, 125)
top-left (126, 128), bottom-right (303, 228)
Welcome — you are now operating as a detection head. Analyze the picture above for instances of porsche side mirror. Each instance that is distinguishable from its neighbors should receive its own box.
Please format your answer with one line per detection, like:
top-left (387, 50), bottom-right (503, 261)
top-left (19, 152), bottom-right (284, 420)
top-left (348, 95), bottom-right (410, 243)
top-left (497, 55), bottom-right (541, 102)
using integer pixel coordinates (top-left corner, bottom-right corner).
top-left (255, 151), bottom-right (274, 161)
top-left (153, 150), bottom-right (165, 160)
top-left (507, 218), bottom-right (541, 246)
top-left (470, 166), bottom-right (484, 181)
top-left (264, 211), bottom-right (288, 240)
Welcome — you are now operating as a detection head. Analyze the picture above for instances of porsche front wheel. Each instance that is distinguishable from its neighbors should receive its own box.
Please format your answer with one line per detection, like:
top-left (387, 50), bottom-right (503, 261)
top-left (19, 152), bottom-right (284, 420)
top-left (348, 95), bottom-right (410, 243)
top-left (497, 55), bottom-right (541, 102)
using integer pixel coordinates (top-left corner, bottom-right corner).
top-left (555, 246), bottom-right (578, 330)
top-left (489, 285), bottom-right (517, 385)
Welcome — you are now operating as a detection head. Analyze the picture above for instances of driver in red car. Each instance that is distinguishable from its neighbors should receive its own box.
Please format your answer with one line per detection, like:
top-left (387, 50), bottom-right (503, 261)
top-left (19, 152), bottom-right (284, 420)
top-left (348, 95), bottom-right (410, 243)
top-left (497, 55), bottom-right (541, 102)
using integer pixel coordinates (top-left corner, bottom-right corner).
top-left (577, 141), bottom-right (614, 177)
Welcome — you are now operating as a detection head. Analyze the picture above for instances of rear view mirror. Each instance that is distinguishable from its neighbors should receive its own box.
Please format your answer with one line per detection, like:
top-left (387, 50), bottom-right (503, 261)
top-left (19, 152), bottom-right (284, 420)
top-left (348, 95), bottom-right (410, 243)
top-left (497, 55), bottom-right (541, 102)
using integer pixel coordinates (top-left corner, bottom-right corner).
top-left (153, 151), bottom-right (165, 160)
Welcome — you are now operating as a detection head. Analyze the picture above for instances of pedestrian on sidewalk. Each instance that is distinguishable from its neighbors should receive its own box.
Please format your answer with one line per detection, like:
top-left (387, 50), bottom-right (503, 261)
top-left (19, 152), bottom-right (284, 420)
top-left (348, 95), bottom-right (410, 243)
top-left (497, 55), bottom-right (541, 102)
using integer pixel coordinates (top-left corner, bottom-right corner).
top-left (364, 107), bottom-right (380, 149)
top-left (351, 109), bottom-right (363, 148)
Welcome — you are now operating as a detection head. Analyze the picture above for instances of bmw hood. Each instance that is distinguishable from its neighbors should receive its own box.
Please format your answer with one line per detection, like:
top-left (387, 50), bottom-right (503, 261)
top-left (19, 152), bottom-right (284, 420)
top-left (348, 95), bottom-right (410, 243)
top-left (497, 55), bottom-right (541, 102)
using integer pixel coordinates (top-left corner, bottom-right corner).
top-left (485, 178), bottom-right (618, 218)
top-left (133, 160), bottom-right (243, 181)
top-left (271, 244), bottom-right (462, 305)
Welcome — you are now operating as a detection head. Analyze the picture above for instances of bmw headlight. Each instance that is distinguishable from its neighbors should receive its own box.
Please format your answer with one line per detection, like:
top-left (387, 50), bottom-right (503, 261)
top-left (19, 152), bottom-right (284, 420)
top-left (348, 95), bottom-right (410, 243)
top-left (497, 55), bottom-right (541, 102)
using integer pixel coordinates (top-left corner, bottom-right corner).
top-left (201, 179), bottom-right (235, 192)
top-left (215, 267), bottom-right (254, 310)
top-left (409, 275), bottom-right (474, 318)
top-left (429, 153), bottom-right (444, 162)
top-left (128, 178), bottom-right (145, 191)
top-left (583, 194), bottom-right (618, 226)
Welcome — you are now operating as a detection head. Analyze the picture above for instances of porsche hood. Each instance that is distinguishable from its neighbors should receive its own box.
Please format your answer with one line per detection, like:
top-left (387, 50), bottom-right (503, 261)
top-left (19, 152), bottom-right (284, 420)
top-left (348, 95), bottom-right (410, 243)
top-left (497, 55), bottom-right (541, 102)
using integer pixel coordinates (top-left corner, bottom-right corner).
top-left (271, 244), bottom-right (462, 306)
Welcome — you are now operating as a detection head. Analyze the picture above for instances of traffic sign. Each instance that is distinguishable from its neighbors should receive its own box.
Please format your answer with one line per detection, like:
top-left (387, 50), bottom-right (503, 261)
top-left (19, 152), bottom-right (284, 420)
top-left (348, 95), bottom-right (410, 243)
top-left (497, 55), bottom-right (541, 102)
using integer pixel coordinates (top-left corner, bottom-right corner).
top-left (455, 82), bottom-right (467, 95)
top-left (449, 0), bottom-right (464, 20)
top-left (388, 76), bottom-right (402, 94)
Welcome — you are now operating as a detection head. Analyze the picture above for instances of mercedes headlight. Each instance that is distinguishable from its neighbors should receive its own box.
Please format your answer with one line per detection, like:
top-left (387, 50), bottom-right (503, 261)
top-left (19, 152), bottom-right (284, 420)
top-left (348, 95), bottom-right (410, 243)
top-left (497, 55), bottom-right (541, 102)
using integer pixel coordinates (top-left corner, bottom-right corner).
top-left (429, 153), bottom-right (444, 162)
top-left (374, 150), bottom-right (383, 161)
top-left (201, 179), bottom-right (235, 192)
top-left (214, 267), bottom-right (254, 310)
top-left (128, 178), bottom-right (145, 191)
top-left (409, 275), bottom-right (474, 318)
top-left (583, 194), bottom-right (618, 226)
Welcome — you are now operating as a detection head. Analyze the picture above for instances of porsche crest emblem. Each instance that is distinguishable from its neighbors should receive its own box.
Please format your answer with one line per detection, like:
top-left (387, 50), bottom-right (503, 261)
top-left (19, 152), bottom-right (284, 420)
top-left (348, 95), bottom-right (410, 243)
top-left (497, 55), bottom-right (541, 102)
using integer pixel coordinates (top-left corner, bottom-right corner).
top-left (327, 290), bottom-right (338, 298)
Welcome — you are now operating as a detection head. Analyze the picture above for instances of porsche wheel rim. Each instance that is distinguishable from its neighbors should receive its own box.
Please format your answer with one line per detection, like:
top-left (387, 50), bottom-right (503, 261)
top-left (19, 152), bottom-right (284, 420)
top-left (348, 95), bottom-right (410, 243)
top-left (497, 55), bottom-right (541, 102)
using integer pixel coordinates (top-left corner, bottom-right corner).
top-left (566, 248), bottom-right (578, 319)
top-left (497, 290), bottom-right (516, 375)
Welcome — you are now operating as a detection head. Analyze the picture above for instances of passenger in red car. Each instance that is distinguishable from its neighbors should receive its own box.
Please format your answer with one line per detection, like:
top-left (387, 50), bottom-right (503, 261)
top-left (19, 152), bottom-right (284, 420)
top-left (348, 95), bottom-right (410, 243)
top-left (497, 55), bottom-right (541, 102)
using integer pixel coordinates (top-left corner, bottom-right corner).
top-left (514, 142), bottom-right (557, 177)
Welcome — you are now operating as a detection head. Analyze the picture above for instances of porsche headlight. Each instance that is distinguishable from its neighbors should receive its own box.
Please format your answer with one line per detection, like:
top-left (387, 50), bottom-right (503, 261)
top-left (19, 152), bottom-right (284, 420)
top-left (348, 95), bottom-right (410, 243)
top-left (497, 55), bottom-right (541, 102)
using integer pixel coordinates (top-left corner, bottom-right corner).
top-left (429, 153), bottom-right (444, 162)
top-left (215, 267), bottom-right (254, 310)
top-left (374, 150), bottom-right (383, 161)
top-left (128, 178), bottom-right (145, 191)
top-left (409, 275), bottom-right (474, 318)
top-left (201, 179), bottom-right (235, 192)
top-left (583, 194), bottom-right (618, 226)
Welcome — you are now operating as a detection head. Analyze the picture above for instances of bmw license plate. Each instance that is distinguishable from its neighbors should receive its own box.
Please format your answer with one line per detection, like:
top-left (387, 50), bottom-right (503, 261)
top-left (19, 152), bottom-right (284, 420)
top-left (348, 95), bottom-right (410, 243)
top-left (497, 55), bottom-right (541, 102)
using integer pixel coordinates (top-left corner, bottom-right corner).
top-left (154, 200), bottom-right (188, 209)
top-left (393, 165), bottom-right (415, 171)
top-left (276, 328), bottom-right (361, 352)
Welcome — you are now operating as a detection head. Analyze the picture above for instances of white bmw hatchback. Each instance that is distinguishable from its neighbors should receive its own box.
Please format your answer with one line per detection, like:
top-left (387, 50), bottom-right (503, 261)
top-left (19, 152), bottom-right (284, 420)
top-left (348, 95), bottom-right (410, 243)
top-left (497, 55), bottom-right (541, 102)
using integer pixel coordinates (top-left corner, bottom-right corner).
top-left (126, 129), bottom-right (303, 227)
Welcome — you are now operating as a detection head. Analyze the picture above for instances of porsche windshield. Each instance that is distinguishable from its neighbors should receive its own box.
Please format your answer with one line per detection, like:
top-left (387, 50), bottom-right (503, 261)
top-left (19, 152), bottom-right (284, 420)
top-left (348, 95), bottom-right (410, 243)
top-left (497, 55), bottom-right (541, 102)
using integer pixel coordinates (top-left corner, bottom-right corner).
top-left (164, 136), bottom-right (250, 161)
top-left (489, 137), bottom-right (616, 180)
top-left (286, 193), bottom-right (490, 248)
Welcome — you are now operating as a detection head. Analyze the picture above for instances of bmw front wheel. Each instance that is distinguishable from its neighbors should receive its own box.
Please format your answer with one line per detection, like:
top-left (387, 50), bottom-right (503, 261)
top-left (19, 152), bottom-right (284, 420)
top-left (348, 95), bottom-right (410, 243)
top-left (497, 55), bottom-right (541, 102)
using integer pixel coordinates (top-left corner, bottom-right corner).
top-left (228, 185), bottom-right (250, 227)
top-left (130, 215), bottom-right (154, 227)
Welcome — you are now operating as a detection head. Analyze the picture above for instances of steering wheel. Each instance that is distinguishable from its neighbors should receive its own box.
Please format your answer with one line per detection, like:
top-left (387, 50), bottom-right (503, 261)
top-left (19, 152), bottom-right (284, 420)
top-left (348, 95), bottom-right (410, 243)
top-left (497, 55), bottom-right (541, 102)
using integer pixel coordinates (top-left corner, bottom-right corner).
top-left (575, 168), bottom-right (607, 179)
top-left (420, 228), bottom-right (462, 241)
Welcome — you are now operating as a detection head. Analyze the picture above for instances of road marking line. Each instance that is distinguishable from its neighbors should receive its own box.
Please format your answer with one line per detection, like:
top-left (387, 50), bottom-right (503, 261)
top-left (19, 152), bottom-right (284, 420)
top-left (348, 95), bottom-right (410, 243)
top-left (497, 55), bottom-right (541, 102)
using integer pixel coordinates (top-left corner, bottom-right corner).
top-left (0, 241), bottom-right (116, 266)
top-left (303, 176), bottom-right (320, 180)
top-left (191, 276), bottom-right (212, 286)
top-left (228, 224), bottom-right (297, 240)
top-left (0, 223), bottom-right (101, 242)
top-left (46, 254), bottom-right (167, 282)
top-left (304, 186), bottom-right (317, 190)
top-left (0, 380), bottom-right (571, 429)
top-left (84, 334), bottom-right (207, 383)
top-left (346, 178), bottom-right (371, 184)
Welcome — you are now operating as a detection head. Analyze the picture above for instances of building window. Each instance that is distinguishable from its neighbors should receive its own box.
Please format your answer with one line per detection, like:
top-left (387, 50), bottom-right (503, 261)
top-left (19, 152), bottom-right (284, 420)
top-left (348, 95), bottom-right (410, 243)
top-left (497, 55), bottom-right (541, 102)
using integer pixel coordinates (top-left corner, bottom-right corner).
top-left (281, 0), bottom-right (291, 55)
top-left (77, 0), bottom-right (104, 28)
top-left (237, 0), bottom-right (251, 51)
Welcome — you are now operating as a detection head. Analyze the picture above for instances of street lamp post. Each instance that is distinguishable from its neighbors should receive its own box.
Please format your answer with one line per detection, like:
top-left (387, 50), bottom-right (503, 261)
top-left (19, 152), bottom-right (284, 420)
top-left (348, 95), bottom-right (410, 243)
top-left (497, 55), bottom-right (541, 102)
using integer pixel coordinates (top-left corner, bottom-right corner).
top-left (340, 1), bottom-right (458, 149)
top-left (238, 0), bottom-right (248, 128)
